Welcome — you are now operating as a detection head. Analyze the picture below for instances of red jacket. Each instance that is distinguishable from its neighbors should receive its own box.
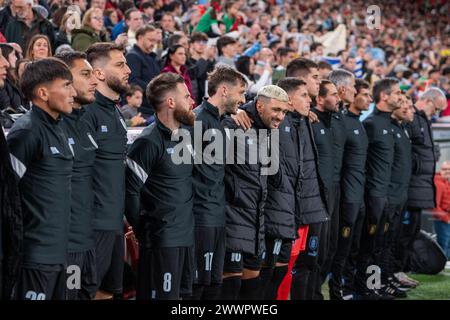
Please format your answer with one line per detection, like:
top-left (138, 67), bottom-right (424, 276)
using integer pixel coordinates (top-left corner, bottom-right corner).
top-left (161, 63), bottom-right (195, 103)
top-left (433, 173), bottom-right (450, 223)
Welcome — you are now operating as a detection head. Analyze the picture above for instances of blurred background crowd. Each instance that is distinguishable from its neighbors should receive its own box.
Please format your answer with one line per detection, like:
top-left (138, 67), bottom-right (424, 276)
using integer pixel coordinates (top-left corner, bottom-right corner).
top-left (0, 0), bottom-right (449, 127)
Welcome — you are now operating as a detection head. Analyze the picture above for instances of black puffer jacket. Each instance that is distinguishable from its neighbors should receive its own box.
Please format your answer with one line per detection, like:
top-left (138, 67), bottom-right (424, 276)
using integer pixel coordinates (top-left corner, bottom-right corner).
top-left (264, 112), bottom-right (297, 241)
top-left (296, 112), bottom-right (329, 225)
top-left (407, 108), bottom-right (436, 209)
top-left (221, 100), bottom-right (269, 256)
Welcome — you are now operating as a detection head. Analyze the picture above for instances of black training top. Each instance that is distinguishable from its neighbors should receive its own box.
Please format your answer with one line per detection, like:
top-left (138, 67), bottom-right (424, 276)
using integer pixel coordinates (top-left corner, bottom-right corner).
top-left (7, 106), bottom-right (73, 264)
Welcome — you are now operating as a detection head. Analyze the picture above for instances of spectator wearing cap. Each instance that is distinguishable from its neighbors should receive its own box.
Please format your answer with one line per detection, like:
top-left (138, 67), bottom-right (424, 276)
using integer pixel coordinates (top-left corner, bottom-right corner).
top-left (5, 0), bottom-right (56, 52)
top-left (216, 36), bottom-right (238, 69)
top-left (126, 25), bottom-right (161, 116)
top-left (161, 44), bottom-right (195, 102)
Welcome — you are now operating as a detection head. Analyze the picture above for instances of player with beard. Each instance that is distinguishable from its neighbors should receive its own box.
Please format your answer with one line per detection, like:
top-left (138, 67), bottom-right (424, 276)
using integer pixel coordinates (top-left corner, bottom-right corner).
top-left (126, 72), bottom-right (196, 300)
top-left (354, 78), bottom-right (402, 300)
top-left (329, 79), bottom-right (371, 300)
top-left (190, 66), bottom-right (247, 300)
top-left (55, 51), bottom-right (100, 300)
top-left (82, 43), bottom-right (131, 299)
top-left (220, 85), bottom-right (291, 300)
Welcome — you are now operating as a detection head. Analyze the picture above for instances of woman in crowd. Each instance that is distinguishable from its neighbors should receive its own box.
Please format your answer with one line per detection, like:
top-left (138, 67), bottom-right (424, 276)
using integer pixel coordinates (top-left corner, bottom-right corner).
top-left (72, 7), bottom-right (110, 51)
top-left (25, 35), bottom-right (53, 61)
top-left (161, 44), bottom-right (195, 102)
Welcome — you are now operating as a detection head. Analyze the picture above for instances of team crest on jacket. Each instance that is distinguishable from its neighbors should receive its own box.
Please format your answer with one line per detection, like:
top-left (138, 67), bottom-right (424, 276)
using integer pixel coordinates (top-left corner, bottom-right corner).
top-left (307, 236), bottom-right (319, 257)
top-left (342, 227), bottom-right (351, 238)
top-left (353, 129), bottom-right (359, 135)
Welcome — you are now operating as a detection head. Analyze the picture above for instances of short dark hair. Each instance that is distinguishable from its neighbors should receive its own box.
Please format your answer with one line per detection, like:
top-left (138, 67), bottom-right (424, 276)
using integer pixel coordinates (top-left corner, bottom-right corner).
top-left (277, 47), bottom-right (295, 58)
top-left (225, 0), bottom-right (238, 11)
top-left (54, 51), bottom-right (87, 68)
top-left (0, 43), bottom-right (15, 61)
top-left (318, 60), bottom-right (332, 70)
top-left (217, 36), bottom-right (236, 56)
top-left (310, 42), bottom-right (323, 52)
top-left (355, 79), bottom-right (370, 95)
top-left (190, 32), bottom-right (208, 44)
top-left (86, 42), bottom-right (124, 67)
top-left (442, 66), bottom-right (450, 76)
top-left (146, 72), bottom-right (185, 112)
top-left (270, 24), bottom-right (280, 33)
top-left (124, 8), bottom-right (140, 21)
top-left (277, 77), bottom-right (307, 94)
top-left (207, 65), bottom-right (247, 97)
top-left (286, 37), bottom-right (297, 48)
top-left (373, 77), bottom-right (399, 104)
top-left (167, 34), bottom-right (185, 48)
top-left (235, 55), bottom-right (251, 77)
top-left (118, 0), bottom-right (135, 14)
top-left (269, 40), bottom-right (281, 50)
top-left (142, 2), bottom-right (153, 10)
top-left (428, 68), bottom-right (440, 76)
top-left (136, 25), bottom-right (155, 40)
top-left (20, 58), bottom-right (73, 100)
top-left (318, 79), bottom-right (334, 98)
top-left (286, 58), bottom-right (318, 78)
top-left (126, 84), bottom-right (143, 98)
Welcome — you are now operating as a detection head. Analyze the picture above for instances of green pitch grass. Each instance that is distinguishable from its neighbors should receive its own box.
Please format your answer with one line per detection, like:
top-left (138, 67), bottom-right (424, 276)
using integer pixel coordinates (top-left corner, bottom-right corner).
top-left (322, 264), bottom-right (450, 300)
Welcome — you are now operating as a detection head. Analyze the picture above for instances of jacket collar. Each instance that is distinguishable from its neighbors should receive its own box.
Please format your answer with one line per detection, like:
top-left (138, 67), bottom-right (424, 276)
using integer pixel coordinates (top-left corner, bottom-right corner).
top-left (390, 116), bottom-right (402, 128)
top-left (155, 115), bottom-right (175, 139)
top-left (64, 106), bottom-right (85, 121)
top-left (94, 90), bottom-right (120, 110)
top-left (240, 100), bottom-right (267, 129)
top-left (346, 110), bottom-right (361, 118)
top-left (31, 104), bottom-right (62, 125)
top-left (132, 44), bottom-right (156, 57)
top-left (311, 107), bottom-right (332, 127)
top-left (163, 63), bottom-right (187, 75)
top-left (202, 99), bottom-right (220, 119)
top-left (373, 106), bottom-right (392, 118)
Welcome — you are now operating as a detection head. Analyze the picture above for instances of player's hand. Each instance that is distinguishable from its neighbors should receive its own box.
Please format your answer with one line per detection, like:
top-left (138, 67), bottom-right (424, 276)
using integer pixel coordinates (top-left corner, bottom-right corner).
top-left (308, 110), bottom-right (319, 123)
top-left (231, 109), bottom-right (253, 130)
top-left (130, 113), bottom-right (146, 127)
top-left (125, 226), bottom-right (138, 244)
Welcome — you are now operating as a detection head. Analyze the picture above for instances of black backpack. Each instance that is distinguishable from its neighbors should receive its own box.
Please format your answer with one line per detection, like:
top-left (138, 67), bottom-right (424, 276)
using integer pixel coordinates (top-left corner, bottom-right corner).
top-left (409, 230), bottom-right (447, 275)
